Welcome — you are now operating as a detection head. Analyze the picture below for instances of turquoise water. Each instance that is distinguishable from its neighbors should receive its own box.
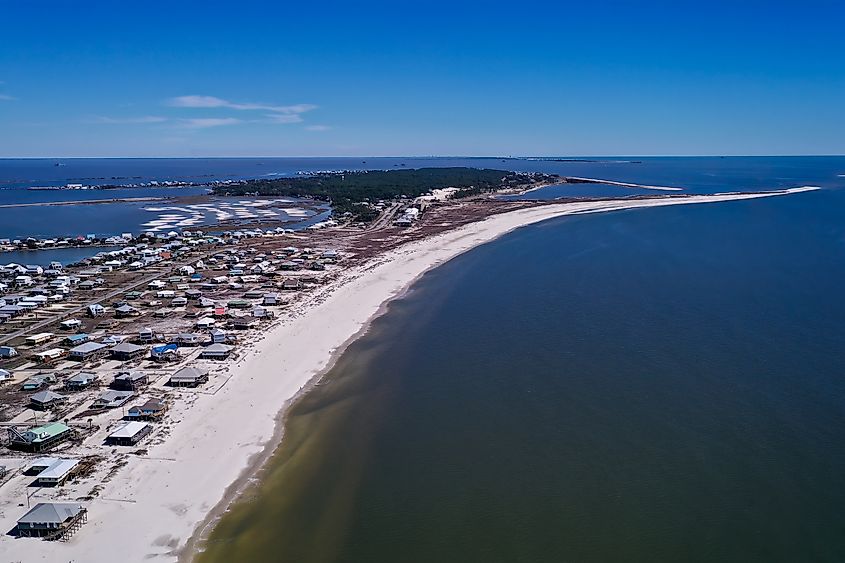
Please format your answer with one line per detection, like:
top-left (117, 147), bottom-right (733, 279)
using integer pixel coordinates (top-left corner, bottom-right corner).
top-left (198, 161), bottom-right (845, 562)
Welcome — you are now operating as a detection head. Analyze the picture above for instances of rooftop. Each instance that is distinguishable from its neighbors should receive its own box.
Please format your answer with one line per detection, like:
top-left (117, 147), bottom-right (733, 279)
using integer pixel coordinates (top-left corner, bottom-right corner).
top-left (69, 341), bottom-right (108, 354)
top-left (37, 459), bottom-right (80, 480)
top-left (28, 422), bottom-right (70, 437)
top-left (17, 502), bottom-right (85, 525)
top-left (108, 421), bottom-right (151, 439)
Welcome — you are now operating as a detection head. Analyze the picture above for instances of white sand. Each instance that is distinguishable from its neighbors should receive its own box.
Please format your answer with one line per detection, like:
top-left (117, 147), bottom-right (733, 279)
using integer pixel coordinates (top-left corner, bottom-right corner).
top-left (0, 187), bottom-right (818, 562)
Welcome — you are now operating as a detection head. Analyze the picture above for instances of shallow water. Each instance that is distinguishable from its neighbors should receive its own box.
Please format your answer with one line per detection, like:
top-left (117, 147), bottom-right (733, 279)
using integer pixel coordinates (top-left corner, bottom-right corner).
top-left (197, 165), bottom-right (845, 562)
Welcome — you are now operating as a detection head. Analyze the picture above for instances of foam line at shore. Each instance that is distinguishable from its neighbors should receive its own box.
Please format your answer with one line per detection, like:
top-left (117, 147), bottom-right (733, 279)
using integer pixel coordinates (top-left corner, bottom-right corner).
top-left (0, 187), bottom-right (819, 563)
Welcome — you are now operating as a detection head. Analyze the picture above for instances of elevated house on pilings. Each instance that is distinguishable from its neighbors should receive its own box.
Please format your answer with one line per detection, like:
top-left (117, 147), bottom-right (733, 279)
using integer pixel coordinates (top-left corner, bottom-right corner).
top-left (7, 422), bottom-right (73, 453)
top-left (16, 503), bottom-right (88, 540)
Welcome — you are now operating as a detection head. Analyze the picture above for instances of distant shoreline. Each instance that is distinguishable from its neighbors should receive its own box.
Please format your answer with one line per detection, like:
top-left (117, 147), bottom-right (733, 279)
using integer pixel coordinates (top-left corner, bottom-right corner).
top-left (0, 196), bottom-right (167, 209)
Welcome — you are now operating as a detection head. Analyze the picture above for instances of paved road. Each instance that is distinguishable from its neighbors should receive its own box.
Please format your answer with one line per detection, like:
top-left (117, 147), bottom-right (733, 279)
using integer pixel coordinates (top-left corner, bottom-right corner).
top-left (367, 203), bottom-right (400, 231)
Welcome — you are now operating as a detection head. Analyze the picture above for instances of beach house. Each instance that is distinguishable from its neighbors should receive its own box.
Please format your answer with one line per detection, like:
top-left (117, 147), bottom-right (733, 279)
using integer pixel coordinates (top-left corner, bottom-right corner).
top-left (15, 502), bottom-right (88, 540)
top-left (59, 319), bottom-right (82, 331)
top-left (175, 333), bottom-right (204, 346)
top-left (263, 292), bottom-right (281, 306)
top-left (110, 342), bottom-right (146, 361)
top-left (114, 304), bottom-right (140, 318)
top-left (8, 422), bottom-right (73, 452)
top-left (29, 390), bottom-right (68, 410)
top-left (33, 458), bottom-right (80, 487)
top-left (168, 366), bottom-right (209, 387)
top-left (112, 371), bottom-right (148, 391)
top-left (106, 421), bottom-right (152, 446)
top-left (34, 346), bottom-right (68, 363)
top-left (91, 390), bottom-right (134, 409)
top-left (230, 316), bottom-right (258, 330)
top-left (138, 327), bottom-right (155, 343)
top-left (127, 398), bottom-right (167, 421)
top-left (0, 345), bottom-right (18, 358)
top-left (60, 322), bottom-right (87, 338)
top-left (26, 333), bottom-right (54, 346)
top-left (68, 341), bottom-right (108, 361)
top-left (210, 328), bottom-right (228, 344)
top-left (87, 303), bottom-right (105, 317)
top-left (22, 374), bottom-right (55, 390)
top-left (200, 343), bottom-right (234, 360)
top-left (64, 371), bottom-right (99, 391)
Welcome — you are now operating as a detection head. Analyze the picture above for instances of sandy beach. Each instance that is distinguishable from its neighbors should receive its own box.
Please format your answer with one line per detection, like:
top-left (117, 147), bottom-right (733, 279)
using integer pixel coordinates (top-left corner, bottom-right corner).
top-left (0, 186), bottom-right (818, 562)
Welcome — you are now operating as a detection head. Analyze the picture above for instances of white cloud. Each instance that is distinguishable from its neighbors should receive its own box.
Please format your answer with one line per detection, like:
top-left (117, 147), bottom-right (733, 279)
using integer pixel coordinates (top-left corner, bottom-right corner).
top-left (0, 94), bottom-right (16, 101)
top-left (265, 113), bottom-right (304, 124)
top-left (177, 117), bottom-right (242, 129)
top-left (166, 95), bottom-right (317, 119)
top-left (93, 115), bottom-right (168, 124)
top-left (305, 125), bottom-right (332, 131)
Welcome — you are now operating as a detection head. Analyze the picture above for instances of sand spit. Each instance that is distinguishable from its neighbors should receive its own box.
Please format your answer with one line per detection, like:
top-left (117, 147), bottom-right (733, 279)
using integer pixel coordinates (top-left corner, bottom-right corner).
top-left (519, 176), bottom-right (686, 195)
top-left (564, 176), bottom-right (685, 191)
top-left (0, 187), bottom-right (819, 563)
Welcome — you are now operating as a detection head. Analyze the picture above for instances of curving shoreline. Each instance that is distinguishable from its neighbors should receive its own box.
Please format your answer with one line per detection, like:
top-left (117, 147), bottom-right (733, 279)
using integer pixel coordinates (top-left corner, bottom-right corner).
top-left (0, 186), bottom-right (819, 563)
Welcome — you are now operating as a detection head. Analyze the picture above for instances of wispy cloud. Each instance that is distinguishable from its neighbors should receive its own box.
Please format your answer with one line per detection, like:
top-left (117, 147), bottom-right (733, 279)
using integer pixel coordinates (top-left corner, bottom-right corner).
top-left (168, 95), bottom-right (316, 114)
top-left (0, 94), bottom-right (16, 101)
top-left (177, 117), bottom-right (242, 129)
top-left (166, 95), bottom-right (317, 123)
top-left (265, 113), bottom-right (305, 124)
top-left (92, 115), bottom-right (168, 124)
top-left (305, 125), bottom-right (332, 131)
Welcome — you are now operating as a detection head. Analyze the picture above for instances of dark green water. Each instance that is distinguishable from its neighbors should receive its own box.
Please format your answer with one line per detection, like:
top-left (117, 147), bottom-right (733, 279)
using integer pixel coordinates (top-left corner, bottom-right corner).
top-left (198, 183), bottom-right (845, 562)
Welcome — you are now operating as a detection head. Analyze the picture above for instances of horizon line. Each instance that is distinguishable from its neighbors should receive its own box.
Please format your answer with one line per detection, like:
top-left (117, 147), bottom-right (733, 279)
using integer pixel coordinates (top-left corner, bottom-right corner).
top-left (1, 154), bottom-right (844, 160)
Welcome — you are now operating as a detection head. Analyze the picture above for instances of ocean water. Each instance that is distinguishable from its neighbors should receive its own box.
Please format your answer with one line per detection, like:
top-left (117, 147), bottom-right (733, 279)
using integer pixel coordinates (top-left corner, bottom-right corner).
top-left (197, 159), bottom-right (845, 562)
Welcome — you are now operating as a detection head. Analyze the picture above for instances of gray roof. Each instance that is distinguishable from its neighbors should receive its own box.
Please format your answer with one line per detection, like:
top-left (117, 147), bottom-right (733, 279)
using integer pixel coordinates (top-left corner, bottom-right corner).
top-left (94, 390), bottom-right (134, 406)
top-left (202, 343), bottom-right (233, 354)
top-left (17, 502), bottom-right (85, 525)
top-left (111, 342), bottom-right (145, 354)
top-left (177, 333), bottom-right (202, 340)
top-left (67, 371), bottom-right (98, 383)
top-left (171, 366), bottom-right (209, 380)
top-left (130, 398), bottom-right (166, 412)
top-left (30, 390), bottom-right (66, 403)
top-left (69, 341), bottom-right (108, 354)
top-left (115, 370), bottom-right (146, 381)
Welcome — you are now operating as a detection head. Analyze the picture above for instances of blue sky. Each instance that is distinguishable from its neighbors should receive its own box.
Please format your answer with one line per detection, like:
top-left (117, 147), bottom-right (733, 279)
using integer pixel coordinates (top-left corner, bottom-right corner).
top-left (1, 0), bottom-right (844, 157)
